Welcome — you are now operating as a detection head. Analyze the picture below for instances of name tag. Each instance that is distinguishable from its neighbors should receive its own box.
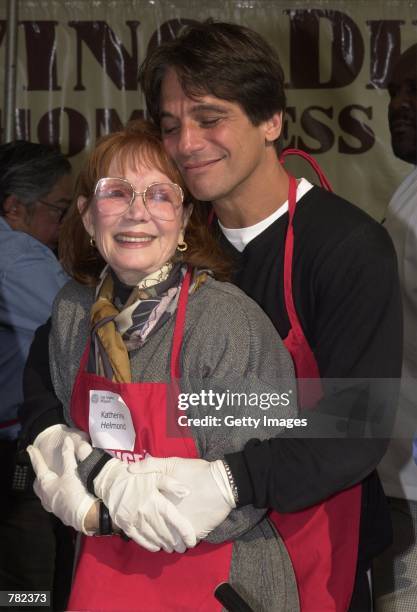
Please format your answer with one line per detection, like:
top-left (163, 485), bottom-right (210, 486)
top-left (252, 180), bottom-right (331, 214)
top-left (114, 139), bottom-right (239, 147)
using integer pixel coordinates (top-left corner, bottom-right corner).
top-left (89, 390), bottom-right (136, 451)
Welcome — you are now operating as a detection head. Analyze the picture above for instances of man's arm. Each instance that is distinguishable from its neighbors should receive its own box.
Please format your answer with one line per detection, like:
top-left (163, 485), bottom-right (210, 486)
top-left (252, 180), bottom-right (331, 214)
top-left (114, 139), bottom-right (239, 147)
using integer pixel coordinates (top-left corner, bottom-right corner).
top-left (19, 319), bottom-right (65, 448)
top-left (226, 220), bottom-right (402, 511)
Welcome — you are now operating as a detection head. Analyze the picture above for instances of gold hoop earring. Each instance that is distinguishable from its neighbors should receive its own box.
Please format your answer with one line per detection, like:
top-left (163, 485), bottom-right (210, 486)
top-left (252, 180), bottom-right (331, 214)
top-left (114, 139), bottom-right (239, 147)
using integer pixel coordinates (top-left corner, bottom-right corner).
top-left (89, 236), bottom-right (96, 247)
top-left (176, 240), bottom-right (188, 252)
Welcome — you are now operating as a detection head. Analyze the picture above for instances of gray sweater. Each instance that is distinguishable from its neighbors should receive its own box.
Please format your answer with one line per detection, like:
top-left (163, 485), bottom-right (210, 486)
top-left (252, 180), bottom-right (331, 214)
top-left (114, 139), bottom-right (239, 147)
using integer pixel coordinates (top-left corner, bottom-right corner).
top-left (50, 276), bottom-right (300, 611)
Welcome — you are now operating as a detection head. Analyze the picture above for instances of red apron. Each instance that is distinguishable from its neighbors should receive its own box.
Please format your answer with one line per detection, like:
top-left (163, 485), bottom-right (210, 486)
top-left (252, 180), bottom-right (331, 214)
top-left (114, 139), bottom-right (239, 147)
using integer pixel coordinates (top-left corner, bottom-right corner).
top-left (269, 174), bottom-right (362, 611)
top-left (68, 269), bottom-right (233, 612)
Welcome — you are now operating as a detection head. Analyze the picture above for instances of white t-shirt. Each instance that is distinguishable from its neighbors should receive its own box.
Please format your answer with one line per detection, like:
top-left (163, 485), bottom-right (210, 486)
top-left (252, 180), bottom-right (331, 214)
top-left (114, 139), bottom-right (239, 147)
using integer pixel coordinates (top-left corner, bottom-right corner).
top-left (378, 166), bottom-right (417, 500)
top-left (219, 178), bottom-right (313, 252)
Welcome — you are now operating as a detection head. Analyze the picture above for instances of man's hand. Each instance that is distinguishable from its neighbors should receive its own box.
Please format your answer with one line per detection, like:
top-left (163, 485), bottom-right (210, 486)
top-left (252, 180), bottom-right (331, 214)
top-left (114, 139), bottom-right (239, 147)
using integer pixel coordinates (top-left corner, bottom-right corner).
top-left (129, 457), bottom-right (235, 540)
top-left (27, 436), bottom-right (98, 534)
top-left (92, 457), bottom-right (197, 553)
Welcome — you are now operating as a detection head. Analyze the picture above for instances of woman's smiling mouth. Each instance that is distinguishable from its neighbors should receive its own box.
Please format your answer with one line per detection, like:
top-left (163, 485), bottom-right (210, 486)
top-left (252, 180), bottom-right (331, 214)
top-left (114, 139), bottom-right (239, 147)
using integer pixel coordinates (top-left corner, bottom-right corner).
top-left (115, 233), bottom-right (154, 245)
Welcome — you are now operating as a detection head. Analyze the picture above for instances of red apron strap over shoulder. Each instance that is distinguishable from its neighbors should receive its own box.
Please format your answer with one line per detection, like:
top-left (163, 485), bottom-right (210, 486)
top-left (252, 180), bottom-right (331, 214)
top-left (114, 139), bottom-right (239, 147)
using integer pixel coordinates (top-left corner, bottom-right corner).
top-left (170, 265), bottom-right (192, 381)
top-left (280, 148), bottom-right (333, 192)
top-left (282, 175), bottom-right (321, 402)
top-left (270, 159), bottom-right (362, 611)
top-left (282, 176), bottom-right (303, 342)
top-left (167, 266), bottom-right (197, 455)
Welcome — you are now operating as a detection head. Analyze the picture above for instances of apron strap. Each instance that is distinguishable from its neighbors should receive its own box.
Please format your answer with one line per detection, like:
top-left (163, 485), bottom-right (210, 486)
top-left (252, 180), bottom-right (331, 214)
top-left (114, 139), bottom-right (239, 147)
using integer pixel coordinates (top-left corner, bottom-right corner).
top-left (170, 266), bottom-right (192, 381)
top-left (283, 175), bottom-right (303, 336)
top-left (79, 338), bottom-right (92, 372)
top-left (280, 148), bottom-right (333, 192)
top-left (281, 149), bottom-right (333, 338)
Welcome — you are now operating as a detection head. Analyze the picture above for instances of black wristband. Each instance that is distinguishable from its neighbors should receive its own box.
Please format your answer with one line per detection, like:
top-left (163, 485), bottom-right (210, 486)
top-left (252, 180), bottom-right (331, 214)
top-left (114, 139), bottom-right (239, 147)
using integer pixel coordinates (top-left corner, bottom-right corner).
top-left (98, 502), bottom-right (112, 536)
top-left (86, 453), bottom-right (113, 495)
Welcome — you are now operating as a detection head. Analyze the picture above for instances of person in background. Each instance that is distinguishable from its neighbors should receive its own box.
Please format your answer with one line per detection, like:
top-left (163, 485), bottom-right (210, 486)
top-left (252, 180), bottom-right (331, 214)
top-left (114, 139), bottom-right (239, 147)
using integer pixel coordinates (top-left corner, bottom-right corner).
top-left (0, 141), bottom-right (72, 608)
top-left (373, 43), bottom-right (417, 611)
top-left (138, 21), bottom-right (403, 611)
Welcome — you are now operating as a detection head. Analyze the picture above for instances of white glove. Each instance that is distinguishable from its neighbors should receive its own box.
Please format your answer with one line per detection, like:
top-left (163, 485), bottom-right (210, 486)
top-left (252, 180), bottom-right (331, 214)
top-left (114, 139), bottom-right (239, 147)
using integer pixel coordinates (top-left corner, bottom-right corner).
top-left (129, 457), bottom-right (235, 540)
top-left (33, 424), bottom-right (91, 476)
top-left (27, 437), bottom-right (98, 535)
top-left (93, 457), bottom-right (197, 553)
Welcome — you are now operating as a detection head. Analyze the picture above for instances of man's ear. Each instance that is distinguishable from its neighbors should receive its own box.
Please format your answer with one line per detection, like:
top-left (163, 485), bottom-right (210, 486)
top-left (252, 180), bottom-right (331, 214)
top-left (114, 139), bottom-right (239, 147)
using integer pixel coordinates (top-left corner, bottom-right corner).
top-left (77, 196), bottom-right (94, 237)
top-left (3, 195), bottom-right (25, 221)
top-left (264, 112), bottom-right (283, 143)
top-left (2, 195), bottom-right (29, 231)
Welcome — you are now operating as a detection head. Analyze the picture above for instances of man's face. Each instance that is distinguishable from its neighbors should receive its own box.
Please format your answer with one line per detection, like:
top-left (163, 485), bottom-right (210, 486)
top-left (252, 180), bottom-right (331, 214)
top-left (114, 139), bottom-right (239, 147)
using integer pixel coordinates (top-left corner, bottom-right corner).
top-left (21, 174), bottom-right (72, 249)
top-left (388, 53), bottom-right (417, 164)
top-left (160, 68), bottom-right (277, 205)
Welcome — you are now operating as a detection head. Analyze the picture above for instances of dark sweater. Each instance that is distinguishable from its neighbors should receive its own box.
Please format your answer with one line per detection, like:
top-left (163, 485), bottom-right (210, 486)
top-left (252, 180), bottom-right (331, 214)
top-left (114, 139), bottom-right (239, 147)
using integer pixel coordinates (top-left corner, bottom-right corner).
top-left (221, 185), bottom-right (402, 566)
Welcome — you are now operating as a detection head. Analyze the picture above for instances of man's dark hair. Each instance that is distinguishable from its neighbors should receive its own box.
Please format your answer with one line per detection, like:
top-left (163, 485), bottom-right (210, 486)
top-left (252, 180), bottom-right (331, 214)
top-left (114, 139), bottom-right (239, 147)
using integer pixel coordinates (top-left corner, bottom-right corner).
top-left (139, 21), bottom-right (286, 128)
top-left (0, 140), bottom-right (71, 215)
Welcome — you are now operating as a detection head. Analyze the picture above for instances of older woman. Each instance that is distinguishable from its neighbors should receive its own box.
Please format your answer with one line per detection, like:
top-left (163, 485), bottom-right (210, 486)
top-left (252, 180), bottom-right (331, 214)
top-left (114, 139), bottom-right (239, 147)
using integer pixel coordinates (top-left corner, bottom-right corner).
top-left (27, 120), bottom-right (299, 611)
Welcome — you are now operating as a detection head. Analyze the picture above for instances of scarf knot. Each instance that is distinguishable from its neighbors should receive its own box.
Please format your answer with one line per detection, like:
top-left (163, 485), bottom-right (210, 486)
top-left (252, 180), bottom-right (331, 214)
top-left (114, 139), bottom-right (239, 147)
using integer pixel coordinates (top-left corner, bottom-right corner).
top-left (90, 264), bottom-right (209, 382)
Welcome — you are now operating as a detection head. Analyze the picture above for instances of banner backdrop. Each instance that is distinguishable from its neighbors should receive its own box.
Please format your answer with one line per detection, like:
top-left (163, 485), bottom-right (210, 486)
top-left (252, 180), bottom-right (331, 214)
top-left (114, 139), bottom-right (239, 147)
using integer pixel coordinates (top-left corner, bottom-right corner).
top-left (0, 0), bottom-right (415, 219)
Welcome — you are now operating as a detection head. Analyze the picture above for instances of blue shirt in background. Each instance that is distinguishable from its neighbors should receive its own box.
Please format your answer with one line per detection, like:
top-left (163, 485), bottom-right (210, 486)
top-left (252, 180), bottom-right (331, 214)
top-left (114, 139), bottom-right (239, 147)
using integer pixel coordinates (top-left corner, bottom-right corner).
top-left (0, 216), bottom-right (68, 440)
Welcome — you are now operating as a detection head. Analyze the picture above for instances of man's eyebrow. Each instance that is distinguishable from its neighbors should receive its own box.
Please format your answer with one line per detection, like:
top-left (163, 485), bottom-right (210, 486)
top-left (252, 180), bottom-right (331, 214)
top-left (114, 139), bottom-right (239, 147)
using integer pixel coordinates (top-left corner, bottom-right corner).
top-left (190, 104), bottom-right (229, 114)
top-left (160, 104), bottom-right (230, 119)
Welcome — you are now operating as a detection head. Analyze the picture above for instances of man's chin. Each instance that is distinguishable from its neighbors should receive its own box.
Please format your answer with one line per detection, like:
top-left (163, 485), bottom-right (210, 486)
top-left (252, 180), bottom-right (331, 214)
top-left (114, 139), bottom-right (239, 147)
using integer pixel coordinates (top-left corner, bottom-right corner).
top-left (186, 183), bottom-right (219, 203)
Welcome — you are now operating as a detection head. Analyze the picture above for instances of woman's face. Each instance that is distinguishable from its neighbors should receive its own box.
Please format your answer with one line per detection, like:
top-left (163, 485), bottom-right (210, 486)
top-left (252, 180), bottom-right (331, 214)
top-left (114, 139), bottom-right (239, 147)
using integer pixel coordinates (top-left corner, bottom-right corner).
top-left (79, 159), bottom-right (189, 285)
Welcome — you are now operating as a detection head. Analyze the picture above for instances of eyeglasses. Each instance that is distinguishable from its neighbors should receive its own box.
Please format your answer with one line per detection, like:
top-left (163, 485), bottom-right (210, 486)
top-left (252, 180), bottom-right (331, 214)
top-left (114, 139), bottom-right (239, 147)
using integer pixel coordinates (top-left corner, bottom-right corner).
top-left (38, 199), bottom-right (68, 223)
top-left (93, 177), bottom-right (184, 221)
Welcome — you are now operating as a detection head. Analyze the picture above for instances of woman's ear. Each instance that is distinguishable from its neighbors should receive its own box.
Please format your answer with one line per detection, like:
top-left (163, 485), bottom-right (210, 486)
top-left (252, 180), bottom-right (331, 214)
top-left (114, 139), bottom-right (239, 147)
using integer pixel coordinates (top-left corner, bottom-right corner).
top-left (77, 196), bottom-right (94, 237)
top-left (182, 203), bottom-right (194, 230)
top-left (177, 204), bottom-right (193, 247)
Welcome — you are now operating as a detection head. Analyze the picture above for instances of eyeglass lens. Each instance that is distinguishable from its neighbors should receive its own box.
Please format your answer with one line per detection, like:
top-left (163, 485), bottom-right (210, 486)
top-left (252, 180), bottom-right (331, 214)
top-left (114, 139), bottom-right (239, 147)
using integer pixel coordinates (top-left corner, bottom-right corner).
top-left (95, 178), bottom-right (181, 220)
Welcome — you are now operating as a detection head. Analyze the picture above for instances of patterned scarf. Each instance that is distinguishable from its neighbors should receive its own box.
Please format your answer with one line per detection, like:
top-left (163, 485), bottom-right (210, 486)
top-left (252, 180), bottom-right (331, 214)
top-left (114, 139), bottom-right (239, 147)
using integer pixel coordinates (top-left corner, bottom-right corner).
top-left (90, 263), bottom-right (208, 382)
